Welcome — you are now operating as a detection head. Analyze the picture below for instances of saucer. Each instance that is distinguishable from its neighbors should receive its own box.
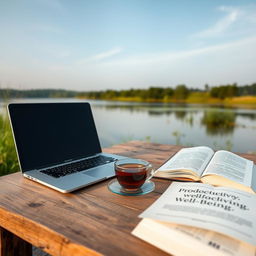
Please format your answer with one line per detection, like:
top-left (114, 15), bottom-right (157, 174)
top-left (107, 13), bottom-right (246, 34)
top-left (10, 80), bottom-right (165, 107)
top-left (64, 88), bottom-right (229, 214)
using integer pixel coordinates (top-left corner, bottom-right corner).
top-left (108, 179), bottom-right (155, 196)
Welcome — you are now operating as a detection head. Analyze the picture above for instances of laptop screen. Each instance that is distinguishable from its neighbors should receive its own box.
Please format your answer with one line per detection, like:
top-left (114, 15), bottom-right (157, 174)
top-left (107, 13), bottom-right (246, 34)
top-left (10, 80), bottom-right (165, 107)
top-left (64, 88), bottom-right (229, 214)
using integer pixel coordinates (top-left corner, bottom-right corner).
top-left (8, 102), bottom-right (102, 172)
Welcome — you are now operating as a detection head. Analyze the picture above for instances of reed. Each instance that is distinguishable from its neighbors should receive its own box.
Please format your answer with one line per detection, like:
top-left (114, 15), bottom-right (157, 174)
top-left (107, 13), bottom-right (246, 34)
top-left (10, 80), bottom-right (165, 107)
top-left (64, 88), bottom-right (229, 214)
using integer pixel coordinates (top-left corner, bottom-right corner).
top-left (0, 112), bottom-right (19, 176)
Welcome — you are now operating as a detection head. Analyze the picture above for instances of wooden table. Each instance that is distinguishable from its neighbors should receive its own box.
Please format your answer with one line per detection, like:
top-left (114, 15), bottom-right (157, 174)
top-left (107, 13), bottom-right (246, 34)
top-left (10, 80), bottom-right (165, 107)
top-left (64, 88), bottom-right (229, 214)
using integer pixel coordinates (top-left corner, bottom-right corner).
top-left (0, 141), bottom-right (255, 256)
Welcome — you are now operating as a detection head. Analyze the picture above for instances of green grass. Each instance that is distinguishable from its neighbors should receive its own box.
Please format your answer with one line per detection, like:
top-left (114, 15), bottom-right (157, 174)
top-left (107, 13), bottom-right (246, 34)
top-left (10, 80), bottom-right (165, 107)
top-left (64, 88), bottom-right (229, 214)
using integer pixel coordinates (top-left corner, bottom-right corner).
top-left (0, 113), bottom-right (19, 176)
top-left (201, 110), bottom-right (236, 135)
top-left (79, 93), bottom-right (256, 107)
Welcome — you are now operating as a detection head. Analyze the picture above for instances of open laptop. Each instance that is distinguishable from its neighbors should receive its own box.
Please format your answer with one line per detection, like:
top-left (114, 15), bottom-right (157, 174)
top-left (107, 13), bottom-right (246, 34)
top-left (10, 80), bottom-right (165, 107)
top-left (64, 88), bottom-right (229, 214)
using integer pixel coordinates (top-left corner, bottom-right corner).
top-left (8, 102), bottom-right (128, 193)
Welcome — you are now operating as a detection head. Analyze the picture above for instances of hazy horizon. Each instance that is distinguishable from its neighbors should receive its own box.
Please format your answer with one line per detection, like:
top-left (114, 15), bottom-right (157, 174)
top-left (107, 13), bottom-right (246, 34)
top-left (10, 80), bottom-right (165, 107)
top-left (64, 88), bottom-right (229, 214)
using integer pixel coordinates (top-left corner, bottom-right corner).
top-left (1, 0), bottom-right (256, 91)
top-left (0, 81), bottom-right (255, 92)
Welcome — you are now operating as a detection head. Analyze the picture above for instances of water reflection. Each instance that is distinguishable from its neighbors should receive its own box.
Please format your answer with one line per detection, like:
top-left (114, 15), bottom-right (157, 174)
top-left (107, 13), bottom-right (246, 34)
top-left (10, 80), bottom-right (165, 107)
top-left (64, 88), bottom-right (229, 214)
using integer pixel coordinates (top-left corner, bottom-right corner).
top-left (185, 115), bottom-right (194, 126)
top-left (174, 110), bottom-right (187, 120)
top-left (96, 103), bottom-right (201, 117)
top-left (235, 112), bottom-right (256, 120)
top-left (148, 109), bottom-right (174, 116)
top-left (201, 110), bottom-right (236, 135)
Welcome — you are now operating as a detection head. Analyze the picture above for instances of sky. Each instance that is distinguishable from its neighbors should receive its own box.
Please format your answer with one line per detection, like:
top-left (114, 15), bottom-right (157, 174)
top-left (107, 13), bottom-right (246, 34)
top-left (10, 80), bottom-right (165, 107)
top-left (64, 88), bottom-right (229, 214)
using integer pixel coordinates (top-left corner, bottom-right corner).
top-left (0, 0), bottom-right (256, 91)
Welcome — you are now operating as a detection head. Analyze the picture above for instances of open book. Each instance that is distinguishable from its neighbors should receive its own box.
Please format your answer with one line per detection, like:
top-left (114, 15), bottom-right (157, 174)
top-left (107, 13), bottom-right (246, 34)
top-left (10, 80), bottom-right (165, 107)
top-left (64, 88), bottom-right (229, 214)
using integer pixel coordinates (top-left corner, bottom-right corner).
top-left (154, 146), bottom-right (256, 194)
top-left (132, 182), bottom-right (256, 256)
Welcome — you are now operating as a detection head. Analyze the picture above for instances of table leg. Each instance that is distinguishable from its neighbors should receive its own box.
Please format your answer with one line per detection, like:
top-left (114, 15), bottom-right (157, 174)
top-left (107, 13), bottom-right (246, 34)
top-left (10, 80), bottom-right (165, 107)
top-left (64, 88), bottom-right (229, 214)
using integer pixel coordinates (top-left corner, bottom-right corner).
top-left (0, 227), bottom-right (32, 256)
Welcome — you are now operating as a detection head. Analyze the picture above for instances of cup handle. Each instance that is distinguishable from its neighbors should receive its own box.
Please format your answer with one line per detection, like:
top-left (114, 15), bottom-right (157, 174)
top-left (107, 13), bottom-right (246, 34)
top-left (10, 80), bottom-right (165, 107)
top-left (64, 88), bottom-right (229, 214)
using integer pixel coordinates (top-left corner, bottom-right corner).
top-left (146, 168), bottom-right (156, 182)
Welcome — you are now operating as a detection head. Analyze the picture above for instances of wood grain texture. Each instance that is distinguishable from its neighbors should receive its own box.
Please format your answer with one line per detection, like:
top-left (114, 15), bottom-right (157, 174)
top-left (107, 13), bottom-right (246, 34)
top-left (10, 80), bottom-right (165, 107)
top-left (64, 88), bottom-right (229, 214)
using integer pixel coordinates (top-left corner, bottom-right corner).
top-left (0, 227), bottom-right (32, 256)
top-left (0, 141), bottom-right (255, 256)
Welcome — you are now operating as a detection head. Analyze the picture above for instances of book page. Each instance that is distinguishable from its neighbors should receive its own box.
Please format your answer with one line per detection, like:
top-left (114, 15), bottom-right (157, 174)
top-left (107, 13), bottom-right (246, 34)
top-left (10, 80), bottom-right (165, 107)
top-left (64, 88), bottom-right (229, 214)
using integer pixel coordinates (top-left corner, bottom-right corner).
top-left (251, 165), bottom-right (256, 192)
top-left (171, 224), bottom-right (255, 256)
top-left (157, 146), bottom-right (214, 177)
top-left (133, 219), bottom-right (255, 256)
top-left (202, 151), bottom-right (253, 187)
top-left (140, 182), bottom-right (256, 246)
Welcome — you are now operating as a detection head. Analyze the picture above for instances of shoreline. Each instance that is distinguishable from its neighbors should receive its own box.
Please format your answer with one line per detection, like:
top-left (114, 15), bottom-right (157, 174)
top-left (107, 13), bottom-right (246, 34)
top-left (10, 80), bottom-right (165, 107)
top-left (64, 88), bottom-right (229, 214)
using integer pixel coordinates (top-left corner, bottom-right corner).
top-left (77, 95), bottom-right (256, 109)
top-left (1, 95), bottom-right (256, 109)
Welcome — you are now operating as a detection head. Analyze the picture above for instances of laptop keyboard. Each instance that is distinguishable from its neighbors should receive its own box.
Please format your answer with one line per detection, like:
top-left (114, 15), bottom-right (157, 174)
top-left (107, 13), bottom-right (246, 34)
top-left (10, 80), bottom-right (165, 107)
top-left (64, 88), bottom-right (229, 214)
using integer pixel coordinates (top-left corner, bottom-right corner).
top-left (41, 155), bottom-right (116, 178)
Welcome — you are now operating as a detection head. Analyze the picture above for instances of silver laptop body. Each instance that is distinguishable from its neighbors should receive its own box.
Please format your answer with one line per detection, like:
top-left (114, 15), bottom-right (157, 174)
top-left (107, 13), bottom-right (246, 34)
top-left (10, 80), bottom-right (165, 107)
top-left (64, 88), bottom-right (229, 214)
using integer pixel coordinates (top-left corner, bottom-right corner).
top-left (8, 102), bottom-right (127, 193)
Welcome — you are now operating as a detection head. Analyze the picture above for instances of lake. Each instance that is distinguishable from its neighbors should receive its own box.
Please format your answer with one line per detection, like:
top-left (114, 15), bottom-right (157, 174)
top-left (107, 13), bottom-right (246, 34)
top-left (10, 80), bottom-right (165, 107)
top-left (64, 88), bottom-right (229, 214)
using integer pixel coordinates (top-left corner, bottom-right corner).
top-left (1, 98), bottom-right (256, 153)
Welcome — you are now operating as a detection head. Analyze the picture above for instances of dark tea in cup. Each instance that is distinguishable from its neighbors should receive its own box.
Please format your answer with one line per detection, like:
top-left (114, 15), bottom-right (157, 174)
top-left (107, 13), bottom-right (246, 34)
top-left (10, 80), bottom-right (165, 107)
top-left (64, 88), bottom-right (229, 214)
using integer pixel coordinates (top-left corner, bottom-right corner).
top-left (115, 159), bottom-right (153, 190)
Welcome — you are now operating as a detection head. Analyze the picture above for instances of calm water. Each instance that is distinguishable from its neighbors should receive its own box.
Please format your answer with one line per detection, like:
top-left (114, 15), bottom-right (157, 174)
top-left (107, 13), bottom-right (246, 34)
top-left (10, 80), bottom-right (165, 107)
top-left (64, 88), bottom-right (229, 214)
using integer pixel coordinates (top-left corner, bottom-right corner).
top-left (1, 98), bottom-right (256, 153)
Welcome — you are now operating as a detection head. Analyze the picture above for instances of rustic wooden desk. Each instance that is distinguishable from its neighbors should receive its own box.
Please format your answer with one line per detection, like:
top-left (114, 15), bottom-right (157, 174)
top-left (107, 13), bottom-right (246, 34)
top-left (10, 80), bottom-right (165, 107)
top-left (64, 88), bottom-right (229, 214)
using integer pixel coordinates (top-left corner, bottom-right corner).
top-left (0, 141), bottom-right (255, 256)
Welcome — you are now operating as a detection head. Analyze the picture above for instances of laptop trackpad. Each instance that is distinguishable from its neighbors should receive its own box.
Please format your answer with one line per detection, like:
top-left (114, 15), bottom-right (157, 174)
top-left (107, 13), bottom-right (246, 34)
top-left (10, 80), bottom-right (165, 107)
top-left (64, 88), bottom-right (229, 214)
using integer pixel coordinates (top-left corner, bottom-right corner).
top-left (83, 166), bottom-right (115, 178)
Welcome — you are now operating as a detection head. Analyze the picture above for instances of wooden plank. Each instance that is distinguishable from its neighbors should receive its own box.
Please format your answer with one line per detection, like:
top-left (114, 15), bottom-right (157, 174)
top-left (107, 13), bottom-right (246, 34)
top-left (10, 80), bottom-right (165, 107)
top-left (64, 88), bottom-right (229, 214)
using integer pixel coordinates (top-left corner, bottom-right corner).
top-left (0, 175), bottom-right (169, 255)
top-left (0, 227), bottom-right (32, 256)
top-left (0, 206), bottom-right (102, 256)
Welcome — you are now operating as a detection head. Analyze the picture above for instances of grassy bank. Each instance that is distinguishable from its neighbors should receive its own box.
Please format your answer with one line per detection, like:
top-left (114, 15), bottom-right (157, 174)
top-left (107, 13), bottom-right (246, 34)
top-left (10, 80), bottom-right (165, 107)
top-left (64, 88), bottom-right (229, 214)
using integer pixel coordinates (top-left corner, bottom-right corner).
top-left (224, 96), bottom-right (256, 105)
top-left (78, 93), bottom-right (256, 107)
top-left (187, 93), bottom-right (256, 106)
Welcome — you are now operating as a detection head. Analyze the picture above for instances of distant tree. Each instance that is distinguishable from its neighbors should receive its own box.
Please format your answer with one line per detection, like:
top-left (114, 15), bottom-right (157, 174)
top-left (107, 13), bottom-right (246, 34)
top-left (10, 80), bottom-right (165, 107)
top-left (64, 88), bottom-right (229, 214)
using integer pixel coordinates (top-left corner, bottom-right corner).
top-left (218, 86), bottom-right (227, 99)
top-left (209, 87), bottom-right (219, 98)
top-left (210, 84), bottom-right (238, 99)
top-left (174, 85), bottom-right (189, 99)
top-left (238, 83), bottom-right (256, 96)
top-left (147, 87), bottom-right (165, 99)
top-left (165, 87), bottom-right (174, 97)
top-left (226, 84), bottom-right (238, 97)
top-left (104, 90), bottom-right (118, 99)
top-left (139, 89), bottom-right (149, 100)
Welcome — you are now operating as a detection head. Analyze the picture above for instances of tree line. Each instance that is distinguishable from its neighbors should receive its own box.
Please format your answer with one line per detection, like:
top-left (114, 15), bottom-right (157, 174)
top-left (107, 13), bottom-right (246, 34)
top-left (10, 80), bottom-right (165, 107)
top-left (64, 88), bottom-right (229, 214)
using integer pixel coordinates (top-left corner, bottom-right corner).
top-left (78, 85), bottom-right (190, 100)
top-left (209, 83), bottom-right (256, 99)
top-left (0, 83), bottom-right (256, 100)
top-left (77, 83), bottom-right (256, 100)
top-left (0, 89), bottom-right (77, 99)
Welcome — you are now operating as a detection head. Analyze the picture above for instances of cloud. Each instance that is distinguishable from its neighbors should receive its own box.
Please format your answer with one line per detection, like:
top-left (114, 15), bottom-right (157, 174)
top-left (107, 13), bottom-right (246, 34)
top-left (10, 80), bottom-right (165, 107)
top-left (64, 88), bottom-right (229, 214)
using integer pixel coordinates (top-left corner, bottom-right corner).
top-left (48, 47), bottom-right (123, 70)
top-left (195, 6), bottom-right (240, 38)
top-left (77, 47), bottom-right (123, 64)
top-left (92, 47), bottom-right (123, 60)
top-left (193, 5), bottom-right (256, 39)
top-left (48, 36), bottom-right (256, 73)
top-left (104, 36), bottom-right (256, 66)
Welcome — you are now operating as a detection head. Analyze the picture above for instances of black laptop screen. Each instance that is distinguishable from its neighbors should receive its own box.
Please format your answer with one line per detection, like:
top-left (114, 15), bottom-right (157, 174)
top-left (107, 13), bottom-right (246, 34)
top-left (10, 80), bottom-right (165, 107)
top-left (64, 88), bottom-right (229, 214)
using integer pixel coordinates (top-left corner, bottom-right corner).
top-left (8, 102), bottom-right (102, 172)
